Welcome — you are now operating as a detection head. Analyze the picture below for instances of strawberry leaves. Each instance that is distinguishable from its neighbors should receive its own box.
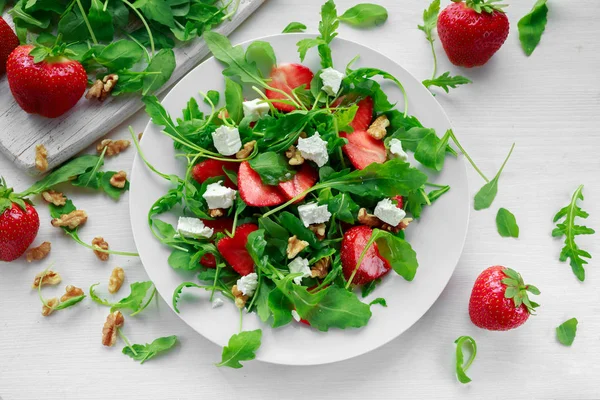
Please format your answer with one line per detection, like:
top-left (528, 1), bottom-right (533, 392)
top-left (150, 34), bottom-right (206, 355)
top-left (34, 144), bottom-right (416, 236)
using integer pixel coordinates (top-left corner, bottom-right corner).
top-left (454, 336), bottom-right (477, 384)
top-left (518, 0), bottom-right (548, 56)
top-left (501, 268), bottom-right (540, 314)
top-left (462, 0), bottom-right (507, 14)
top-left (552, 185), bottom-right (595, 281)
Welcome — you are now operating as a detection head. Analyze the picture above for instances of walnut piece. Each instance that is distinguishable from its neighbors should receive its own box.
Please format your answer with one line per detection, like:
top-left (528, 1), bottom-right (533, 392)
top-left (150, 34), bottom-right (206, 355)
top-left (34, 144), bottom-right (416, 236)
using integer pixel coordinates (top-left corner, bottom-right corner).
top-left (25, 242), bottom-right (51, 262)
top-left (108, 267), bottom-right (125, 294)
top-left (311, 257), bottom-right (331, 279)
top-left (308, 223), bottom-right (326, 240)
top-left (96, 139), bottom-right (130, 157)
top-left (285, 145), bottom-right (304, 166)
top-left (381, 217), bottom-right (414, 234)
top-left (231, 285), bottom-right (248, 309)
top-left (209, 208), bottom-right (224, 218)
top-left (35, 144), bottom-right (48, 172)
top-left (358, 208), bottom-right (382, 228)
top-left (86, 74), bottom-right (119, 102)
top-left (32, 270), bottom-right (61, 289)
top-left (102, 311), bottom-right (125, 347)
top-left (367, 115), bottom-right (390, 140)
top-left (236, 140), bottom-right (256, 159)
top-left (60, 285), bottom-right (84, 302)
top-left (42, 298), bottom-right (59, 317)
top-left (91, 236), bottom-right (109, 261)
top-left (51, 210), bottom-right (88, 230)
top-left (287, 235), bottom-right (309, 259)
top-left (109, 171), bottom-right (127, 188)
top-left (41, 190), bottom-right (66, 206)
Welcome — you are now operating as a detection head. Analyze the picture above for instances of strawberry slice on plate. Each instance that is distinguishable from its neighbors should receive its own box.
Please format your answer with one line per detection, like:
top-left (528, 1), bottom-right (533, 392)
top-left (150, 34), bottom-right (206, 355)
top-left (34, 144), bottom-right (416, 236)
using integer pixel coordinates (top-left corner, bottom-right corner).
top-left (199, 218), bottom-right (234, 268)
top-left (349, 96), bottom-right (374, 131)
top-left (277, 163), bottom-right (318, 202)
top-left (238, 161), bottom-right (286, 207)
top-left (341, 226), bottom-right (391, 285)
top-left (265, 63), bottom-right (314, 112)
top-left (192, 159), bottom-right (239, 188)
top-left (341, 129), bottom-right (387, 170)
top-left (216, 223), bottom-right (259, 276)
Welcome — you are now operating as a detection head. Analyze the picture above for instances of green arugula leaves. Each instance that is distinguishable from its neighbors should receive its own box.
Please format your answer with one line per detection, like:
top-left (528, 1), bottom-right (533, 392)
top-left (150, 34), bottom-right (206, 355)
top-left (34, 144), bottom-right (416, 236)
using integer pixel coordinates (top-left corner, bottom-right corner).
top-left (217, 330), bottom-right (262, 369)
top-left (473, 143), bottom-right (515, 210)
top-left (496, 208), bottom-right (519, 238)
top-left (20, 155), bottom-right (100, 196)
top-left (90, 281), bottom-right (156, 316)
top-left (518, 0), bottom-right (549, 56)
top-left (282, 22), bottom-right (307, 33)
top-left (338, 4), bottom-right (388, 28)
top-left (123, 335), bottom-right (178, 364)
top-left (248, 152), bottom-right (297, 185)
top-left (422, 72), bottom-right (472, 93)
top-left (454, 336), bottom-right (477, 384)
top-left (556, 318), bottom-right (578, 346)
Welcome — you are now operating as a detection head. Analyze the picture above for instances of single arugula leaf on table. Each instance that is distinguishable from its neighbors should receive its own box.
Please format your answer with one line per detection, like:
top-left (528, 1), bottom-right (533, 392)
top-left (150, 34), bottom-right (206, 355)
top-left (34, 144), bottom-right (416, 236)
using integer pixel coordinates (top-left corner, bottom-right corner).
top-left (110, 281), bottom-right (156, 315)
top-left (123, 335), bottom-right (178, 364)
top-left (454, 336), bottom-right (477, 384)
top-left (217, 330), bottom-right (262, 369)
top-left (369, 298), bottom-right (387, 307)
top-left (282, 22), bottom-right (307, 33)
top-left (296, 0), bottom-right (338, 67)
top-left (556, 318), bottom-right (578, 346)
top-left (338, 4), bottom-right (388, 28)
top-left (422, 72), bottom-right (472, 93)
top-left (496, 208), bottom-right (519, 238)
top-left (474, 143), bottom-right (515, 210)
top-left (518, 0), bottom-right (549, 56)
top-left (552, 185), bottom-right (595, 281)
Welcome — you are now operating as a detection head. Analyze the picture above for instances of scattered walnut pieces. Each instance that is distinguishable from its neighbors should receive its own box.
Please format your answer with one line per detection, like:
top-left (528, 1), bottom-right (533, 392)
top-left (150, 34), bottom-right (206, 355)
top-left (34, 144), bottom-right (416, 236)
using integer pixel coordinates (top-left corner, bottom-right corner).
top-left (367, 115), bottom-right (390, 140)
top-left (41, 190), bottom-right (66, 206)
top-left (42, 298), bottom-right (59, 317)
top-left (96, 139), bottom-right (130, 157)
top-left (311, 257), bottom-right (331, 279)
top-left (285, 145), bottom-right (304, 166)
top-left (109, 171), bottom-right (127, 189)
top-left (32, 270), bottom-right (62, 289)
top-left (236, 140), bottom-right (256, 159)
top-left (231, 285), bottom-right (248, 309)
top-left (35, 144), bottom-right (48, 172)
top-left (287, 235), bottom-right (309, 259)
top-left (102, 311), bottom-right (125, 347)
top-left (208, 208), bottom-right (224, 218)
top-left (308, 223), bottom-right (326, 240)
top-left (108, 267), bottom-right (125, 294)
top-left (91, 236), bottom-right (110, 261)
top-left (60, 285), bottom-right (84, 302)
top-left (51, 210), bottom-right (88, 230)
top-left (86, 74), bottom-right (119, 102)
top-left (25, 242), bottom-right (51, 262)
top-left (357, 208), bottom-right (382, 228)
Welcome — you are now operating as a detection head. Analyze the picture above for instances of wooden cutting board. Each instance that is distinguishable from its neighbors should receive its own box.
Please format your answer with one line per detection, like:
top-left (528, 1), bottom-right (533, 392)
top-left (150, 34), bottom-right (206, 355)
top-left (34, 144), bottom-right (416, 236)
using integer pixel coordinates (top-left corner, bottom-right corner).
top-left (0, 0), bottom-right (265, 175)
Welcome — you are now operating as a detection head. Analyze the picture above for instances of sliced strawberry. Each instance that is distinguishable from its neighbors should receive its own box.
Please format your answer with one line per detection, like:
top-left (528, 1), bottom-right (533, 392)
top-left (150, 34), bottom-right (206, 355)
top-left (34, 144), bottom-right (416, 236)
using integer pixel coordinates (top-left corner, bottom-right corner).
top-left (341, 226), bottom-right (391, 285)
top-left (238, 161), bottom-right (286, 207)
top-left (341, 130), bottom-right (387, 170)
top-left (277, 163), bottom-right (318, 202)
top-left (265, 63), bottom-right (314, 112)
top-left (300, 318), bottom-right (311, 326)
top-left (199, 218), bottom-right (234, 268)
top-left (216, 223), bottom-right (258, 276)
top-left (392, 195), bottom-right (404, 210)
top-left (192, 159), bottom-right (239, 188)
top-left (350, 96), bottom-right (374, 131)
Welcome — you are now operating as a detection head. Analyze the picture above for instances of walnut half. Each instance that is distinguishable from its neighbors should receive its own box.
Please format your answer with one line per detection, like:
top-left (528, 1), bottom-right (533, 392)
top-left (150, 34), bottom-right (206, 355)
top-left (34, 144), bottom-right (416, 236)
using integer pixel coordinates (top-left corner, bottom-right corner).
top-left (92, 237), bottom-right (109, 261)
top-left (42, 298), bottom-right (59, 317)
top-left (109, 171), bottom-right (127, 188)
top-left (96, 139), bottom-right (130, 157)
top-left (236, 140), bottom-right (256, 159)
top-left (311, 257), bottom-right (331, 279)
top-left (108, 267), bottom-right (125, 294)
top-left (285, 145), bottom-right (304, 166)
top-left (35, 144), bottom-right (48, 172)
top-left (25, 242), bottom-right (51, 262)
top-left (86, 74), bottom-right (119, 102)
top-left (308, 223), bottom-right (326, 240)
top-left (60, 285), bottom-right (84, 302)
top-left (51, 210), bottom-right (88, 230)
top-left (367, 115), bottom-right (390, 140)
top-left (42, 190), bottom-right (66, 206)
top-left (287, 235), bottom-right (309, 259)
top-left (357, 208), bottom-right (382, 228)
top-left (232, 285), bottom-right (248, 309)
top-left (32, 270), bottom-right (61, 289)
top-left (102, 311), bottom-right (125, 347)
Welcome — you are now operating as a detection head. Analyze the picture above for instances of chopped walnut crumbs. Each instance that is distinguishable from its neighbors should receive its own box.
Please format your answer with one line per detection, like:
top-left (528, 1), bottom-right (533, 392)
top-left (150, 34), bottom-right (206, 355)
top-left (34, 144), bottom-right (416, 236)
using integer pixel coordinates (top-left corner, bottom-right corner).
top-left (32, 270), bottom-right (61, 289)
top-left (308, 223), bottom-right (326, 240)
top-left (25, 242), bottom-right (51, 262)
top-left (42, 298), bottom-right (59, 317)
top-left (311, 257), bottom-right (331, 279)
top-left (96, 139), bottom-right (130, 157)
top-left (231, 285), bottom-right (248, 309)
top-left (357, 208), bottom-right (382, 228)
top-left (35, 144), bottom-right (48, 172)
top-left (41, 190), bottom-right (66, 206)
top-left (108, 267), bottom-right (125, 294)
top-left (285, 145), bottom-right (304, 166)
top-left (60, 285), bottom-right (84, 302)
top-left (109, 171), bottom-right (127, 188)
top-left (367, 115), bottom-right (390, 140)
top-left (208, 208), bottom-right (224, 218)
top-left (287, 235), bottom-right (309, 259)
top-left (51, 210), bottom-right (87, 230)
top-left (102, 311), bottom-right (125, 347)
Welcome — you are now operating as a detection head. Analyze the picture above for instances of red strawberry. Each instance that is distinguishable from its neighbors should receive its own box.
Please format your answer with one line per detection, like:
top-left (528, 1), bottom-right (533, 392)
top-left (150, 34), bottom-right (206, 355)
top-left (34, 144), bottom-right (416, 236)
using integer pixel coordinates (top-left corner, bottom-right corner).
top-left (392, 195), bottom-right (404, 210)
top-left (350, 97), bottom-right (374, 131)
top-left (341, 130), bottom-right (387, 170)
top-left (216, 223), bottom-right (258, 276)
top-left (469, 266), bottom-right (540, 331)
top-left (265, 63), bottom-right (314, 112)
top-left (238, 161), bottom-right (286, 207)
top-left (437, 0), bottom-right (509, 68)
top-left (192, 159), bottom-right (239, 188)
top-left (6, 45), bottom-right (88, 118)
top-left (199, 218), bottom-right (234, 268)
top-left (0, 17), bottom-right (19, 76)
top-left (341, 226), bottom-right (391, 285)
top-left (0, 179), bottom-right (40, 262)
top-left (277, 163), bottom-right (318, 202)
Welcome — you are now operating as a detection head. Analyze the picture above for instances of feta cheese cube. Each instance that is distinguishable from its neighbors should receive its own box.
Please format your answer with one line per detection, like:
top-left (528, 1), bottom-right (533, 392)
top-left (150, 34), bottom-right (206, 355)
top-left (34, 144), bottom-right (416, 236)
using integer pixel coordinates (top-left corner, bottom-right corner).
top-left (242, 99), bottom-right (270, 121)
top-left (202, 181), bottom-right (237, 209)
top-left (374, 198), bottom-right (406, 227)
top-left (211, 125), bottom-right (242, 156)
top-left (176, 217), bottom-right (214, 239)
top-left (291, 309), bottom-right (301, 322)
top-left (296, 133), bottom-right (329, 167)
top-left (321, 67), bottom-right (345, 96)
top-left (288, 257), bottom-right (311, 285)
top-left (389, 138), bottom-right (409, 161)
top-left (236, 273), bottom-right (258, 297)
top-left (211, 297), bottom-right (224, 309)
top-left (297, 202), bottom-right (332, 227)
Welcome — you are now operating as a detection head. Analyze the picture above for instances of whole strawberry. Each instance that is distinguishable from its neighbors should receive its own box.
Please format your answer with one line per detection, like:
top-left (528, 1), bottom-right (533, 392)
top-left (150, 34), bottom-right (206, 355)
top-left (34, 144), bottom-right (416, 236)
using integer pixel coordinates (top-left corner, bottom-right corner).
top-left (0, 178), bottom-right (40, 262)
top-left (0, 17), bottom-right (19, 75)
top-left (6, 45), bottom-right (87, 118)
top-left (437, 0), bottom-right (509, 68)
top-left (469, 266), bottom-right (540, 331)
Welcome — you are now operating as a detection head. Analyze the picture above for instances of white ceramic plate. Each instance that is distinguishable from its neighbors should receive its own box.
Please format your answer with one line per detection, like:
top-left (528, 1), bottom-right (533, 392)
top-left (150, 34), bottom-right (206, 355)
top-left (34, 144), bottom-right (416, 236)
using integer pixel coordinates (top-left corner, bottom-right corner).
top-left (129, 33), bottom-right (470, 366)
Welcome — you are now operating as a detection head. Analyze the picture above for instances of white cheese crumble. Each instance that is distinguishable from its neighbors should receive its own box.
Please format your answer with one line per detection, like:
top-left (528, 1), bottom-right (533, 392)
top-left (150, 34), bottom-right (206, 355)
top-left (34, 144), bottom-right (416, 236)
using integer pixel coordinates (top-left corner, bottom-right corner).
top-left (291, 309), bottom-right (301, 322)
top-left (242, 99), bottom-right (270, 121)
top-left (176, 217), bottom-right (214, 239)
top-left (297, 202), bottom-right (332, 227)
top-left (236, 273), bottom-right (258, 297)
top-left (296, 133), bottom-right (329, 167)
top-left (211, 297), bottom-right (224, 309)
top-left (320, 67), bottom-right (345, 96)
top-left (374, 198), bottom-right (406, 227)
top-left (388, 138), bottom-right (409, 161)
top-left (288, 257), bottom-right (311, 285)
top-left (202, 181), bottom-right (237, 209)
top-left (211, 125), bottom-right (242, 156)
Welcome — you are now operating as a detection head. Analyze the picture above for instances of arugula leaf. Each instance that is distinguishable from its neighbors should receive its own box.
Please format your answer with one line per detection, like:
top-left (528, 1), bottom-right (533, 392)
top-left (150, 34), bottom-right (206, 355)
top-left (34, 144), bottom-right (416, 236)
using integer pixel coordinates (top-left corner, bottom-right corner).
top-left (454, 336), bottom-right (477, 384)
top-left (282, 22), bottom-right (307, 33)
top-left (135, 0), bottom-right (175, 28)
top-left (95, 40), bottom-right (144, 70)
top-left (204, 32), bottom-right (264, 87)
top-left (369, 297), bottom-right (387, 307)
top-left (267, 288), bottom-right (294, 328)
top-left (278, 212), bottom-right (319, 248)
top-left (372, 229), bottom-right (419, 281)
top-left (89, 283), bottom-right (113, 307)
top-left (217, 330), bottom-right (262, 369)
top-left (142, 49), bottom-right (176, 95)
top-left (474, 143), bottom-right (515, 210)
top-left (255, 279), bottom-right (273, 323)
top-left (496, 208), bottom-right (519, 238)
top-left (417, 0), bottom-right (440, 43)
top-left (53, 295), bottom-right (86, 310)
top-left (204, 90), bottom-right (220, 106)
top-left (224, 78), bottom-right (244, 124)
top-left (168, 249), bottom-right (194, 270)
top-left (414, 130), bottom-right (451, 171)
top-left (172, 282), bottom-right (203, 313)
top-left (339, 4), bottom-right (388, 28)
top-left (58, 9), bottom-right (88, 42)
top-left (296, 0), bottom-right (338, 67)
top-left (248, 152), bottom-right (296, 185)
top-left (518, 0), bottom-right (548, 56)
top-left (100, 172), bottom-right (130, 200)
top-left (21, 155), bottom-right (100, 196)
top-left (111, 281), bottom-right (155, 314)
top-left (422, 72), bottom-right (472, 93)
top-left (88, 0), bottom-right (114, 41)
top-left (122, 335), bottom-right (178, 364)
top-left (556, 318), bottom-right (578, 346)
top-left (245, 41), bottom-right (276, 78)
top-left (552, 185), bottom-right (595, 281)
top-left (361, 278), bottom-right (381, 298)
top-left (321, 192), bottom-right (359, 224)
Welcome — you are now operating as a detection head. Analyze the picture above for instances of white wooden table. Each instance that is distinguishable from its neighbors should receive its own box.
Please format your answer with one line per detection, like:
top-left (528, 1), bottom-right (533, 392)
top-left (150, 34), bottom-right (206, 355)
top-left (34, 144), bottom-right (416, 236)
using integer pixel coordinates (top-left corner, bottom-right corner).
top-left (1, 1), bottom-right (599, 399)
